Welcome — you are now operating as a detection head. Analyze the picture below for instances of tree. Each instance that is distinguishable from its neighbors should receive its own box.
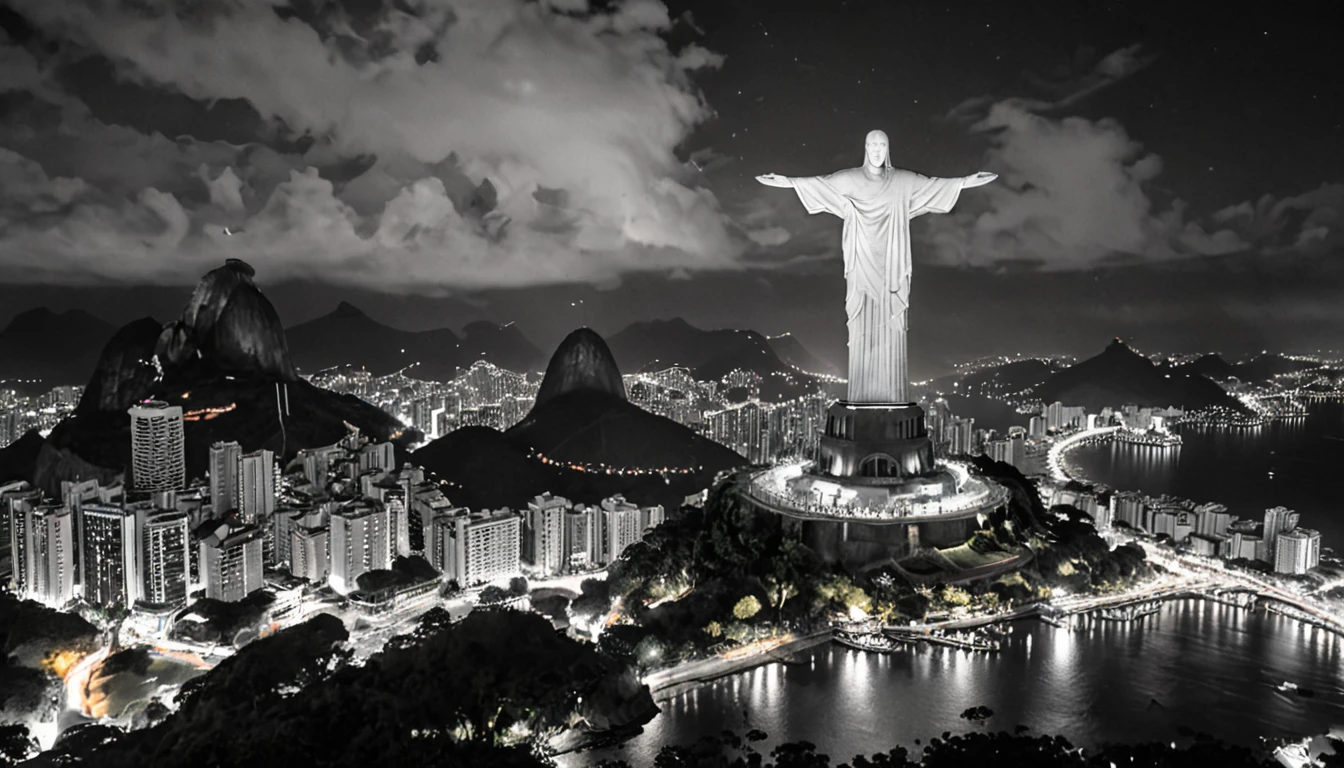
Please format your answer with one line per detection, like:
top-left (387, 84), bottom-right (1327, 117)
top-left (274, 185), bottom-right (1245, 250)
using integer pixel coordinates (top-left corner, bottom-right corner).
top-left (703, 621), bottom-right (723, 638)
top-left (0, 724), bottom-right (35, 766)
top-left (732, 595), bottom-right (762, 621)
top-left (508, 577), bottom-right (529, 596)
top-left (939, 585), bottom-right (971, 608)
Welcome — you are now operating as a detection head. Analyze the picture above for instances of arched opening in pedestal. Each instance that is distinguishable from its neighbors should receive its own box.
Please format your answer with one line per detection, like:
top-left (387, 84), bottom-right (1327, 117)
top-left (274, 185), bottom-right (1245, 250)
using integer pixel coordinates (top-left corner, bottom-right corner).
top-left (859, 454), bottom-right (901, 478)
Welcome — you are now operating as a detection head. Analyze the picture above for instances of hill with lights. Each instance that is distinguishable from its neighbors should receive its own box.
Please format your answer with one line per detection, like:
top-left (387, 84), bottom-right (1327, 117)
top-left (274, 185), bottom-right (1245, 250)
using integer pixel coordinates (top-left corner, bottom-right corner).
top-left (1033, 338), bottom-right (1243, 413)
top-left (414, 328), bottom-right (746, 510)
top-left (606, 317), bottom-right (827, 401)
top-left (0, 260), bottom-right (413, 494)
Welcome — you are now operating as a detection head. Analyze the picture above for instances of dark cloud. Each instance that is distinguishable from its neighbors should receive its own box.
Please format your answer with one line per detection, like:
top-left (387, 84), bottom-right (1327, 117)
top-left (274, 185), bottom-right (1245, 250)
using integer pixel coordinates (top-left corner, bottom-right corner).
top-left (921, 44), bottom-right (1337, 272)
top-left (0, 0), bottom-right (757, 290)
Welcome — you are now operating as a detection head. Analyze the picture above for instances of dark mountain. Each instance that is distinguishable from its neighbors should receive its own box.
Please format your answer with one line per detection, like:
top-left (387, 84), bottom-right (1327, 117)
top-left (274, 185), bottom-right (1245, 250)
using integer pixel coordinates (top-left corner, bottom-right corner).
top-left (284, 304), bottom-right (545, 380)
top-left (1233, 353), bottom-right (1321, 383)
top-left (0, 308), bottom-right (117, 393)
top-left (960, 359), bottom-right (1063, 398)
top-left (286, 302), bottom-right (461, 379)
top-left (766, 333), bottom-right (838, 376)
top-left (606, 317), bottom-right (818, 401)
top-left (1033, 338), bottom-right (1242, 413)
top-left (456, 320), bottom-right (546, 374)
top-left (1160, 354), bottom-right (1238, 381)
top-left (415, 328), bottom-right (745, 510)
top-left (535, 328), bottom-right (626, 407)
top-left (0, 260), bottom-right (415, 495)
top-left (157, 259), bottom-right (296, 381)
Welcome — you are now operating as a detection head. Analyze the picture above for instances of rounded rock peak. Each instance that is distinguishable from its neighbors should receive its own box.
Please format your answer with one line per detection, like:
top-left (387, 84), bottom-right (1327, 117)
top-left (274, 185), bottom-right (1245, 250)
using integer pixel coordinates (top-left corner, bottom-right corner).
top-left (535, 327), bottom-right (627, 407)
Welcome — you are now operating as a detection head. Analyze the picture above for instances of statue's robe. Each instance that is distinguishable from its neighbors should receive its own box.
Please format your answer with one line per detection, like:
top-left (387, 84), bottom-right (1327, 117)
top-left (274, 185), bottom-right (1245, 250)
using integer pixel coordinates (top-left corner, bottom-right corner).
top-left (792, 167), bottom-right (962, 403)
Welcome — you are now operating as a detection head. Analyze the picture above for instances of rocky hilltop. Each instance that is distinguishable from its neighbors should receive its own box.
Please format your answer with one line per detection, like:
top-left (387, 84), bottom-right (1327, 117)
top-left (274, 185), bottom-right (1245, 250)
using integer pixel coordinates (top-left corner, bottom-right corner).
top-left (1033, 338), bottom-right (1243, 413)
top-left (0, 260), bottom-right (412, 494)
top-left (534, 328), bottom-right (627, 407)
top-left (156, 258), bottom-right (297, 381)
top-left (415, 327), bottom-right (745, 510)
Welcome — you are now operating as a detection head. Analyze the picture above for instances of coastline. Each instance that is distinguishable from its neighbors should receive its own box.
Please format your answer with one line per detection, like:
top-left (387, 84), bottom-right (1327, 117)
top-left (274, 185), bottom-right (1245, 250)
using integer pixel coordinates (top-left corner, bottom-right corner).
top-left (642, 630), bottom-right (832, 702)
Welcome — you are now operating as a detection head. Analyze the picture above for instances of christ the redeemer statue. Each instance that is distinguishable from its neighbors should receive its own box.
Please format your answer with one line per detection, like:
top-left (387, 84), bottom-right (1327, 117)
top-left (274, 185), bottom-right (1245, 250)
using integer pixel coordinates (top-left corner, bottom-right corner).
top-left (757, 130), bottom-right (996, 403)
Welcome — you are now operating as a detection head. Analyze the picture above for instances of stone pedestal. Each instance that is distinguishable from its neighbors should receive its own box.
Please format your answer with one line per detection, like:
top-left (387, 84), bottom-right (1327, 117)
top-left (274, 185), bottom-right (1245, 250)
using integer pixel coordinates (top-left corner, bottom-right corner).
top-left (817, 401), bottom-right (935, 479)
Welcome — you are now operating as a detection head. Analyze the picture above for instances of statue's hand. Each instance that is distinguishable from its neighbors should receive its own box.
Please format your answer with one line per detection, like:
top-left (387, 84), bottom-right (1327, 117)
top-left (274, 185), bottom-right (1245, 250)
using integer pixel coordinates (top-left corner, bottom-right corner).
top-left (756, 173), bottom-right (793, 188)
top-left (962, 172), bottom-right (998, 189)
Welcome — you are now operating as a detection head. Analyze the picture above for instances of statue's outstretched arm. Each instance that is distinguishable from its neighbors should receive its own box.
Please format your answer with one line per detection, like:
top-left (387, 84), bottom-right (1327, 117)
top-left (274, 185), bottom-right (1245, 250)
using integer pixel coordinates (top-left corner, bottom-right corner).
top-left (960, 172), bottom-right (998, 189)
top-left (755, 173), bottom-right (795, 188)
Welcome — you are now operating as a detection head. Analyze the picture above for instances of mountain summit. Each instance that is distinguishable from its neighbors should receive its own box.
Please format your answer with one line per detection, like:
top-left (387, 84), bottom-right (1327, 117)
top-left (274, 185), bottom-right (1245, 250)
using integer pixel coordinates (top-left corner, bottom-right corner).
top-left (156, 258), bottom-right (297, 381)
top-left (534, 328), bottom-right (627, 407)
top-left (1033, 338), bottom-right (1242, 412)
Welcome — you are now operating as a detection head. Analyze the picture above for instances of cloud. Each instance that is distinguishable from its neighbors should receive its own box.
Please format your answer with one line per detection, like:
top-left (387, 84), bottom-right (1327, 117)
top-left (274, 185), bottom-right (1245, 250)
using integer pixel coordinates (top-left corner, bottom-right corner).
top-left (924, 44), bottom-right (1337, 271)
top-left (0, 0), bottom-right (749, 290)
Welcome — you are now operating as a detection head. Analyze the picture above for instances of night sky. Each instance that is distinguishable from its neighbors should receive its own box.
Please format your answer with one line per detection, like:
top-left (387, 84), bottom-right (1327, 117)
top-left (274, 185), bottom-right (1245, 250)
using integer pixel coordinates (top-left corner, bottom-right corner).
top-left (0, 0), bottom-right (1340, 377)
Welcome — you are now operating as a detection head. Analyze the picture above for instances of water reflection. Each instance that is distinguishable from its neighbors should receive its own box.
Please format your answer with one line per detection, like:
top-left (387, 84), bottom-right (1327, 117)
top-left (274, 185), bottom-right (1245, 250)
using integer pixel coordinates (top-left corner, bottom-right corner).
top-left (565, 602), bottom-right (1344, 766)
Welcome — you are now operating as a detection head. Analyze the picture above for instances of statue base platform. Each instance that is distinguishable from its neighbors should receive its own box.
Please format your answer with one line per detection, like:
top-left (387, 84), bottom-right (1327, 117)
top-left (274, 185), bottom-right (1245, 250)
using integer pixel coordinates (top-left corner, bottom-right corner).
top-left (816, 400), bottom-right (937, 481)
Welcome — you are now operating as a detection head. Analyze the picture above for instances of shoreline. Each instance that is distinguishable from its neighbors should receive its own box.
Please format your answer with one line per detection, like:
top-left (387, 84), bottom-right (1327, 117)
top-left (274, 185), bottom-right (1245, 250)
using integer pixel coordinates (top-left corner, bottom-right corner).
top-left (642, 630), bottom-right (832, 702)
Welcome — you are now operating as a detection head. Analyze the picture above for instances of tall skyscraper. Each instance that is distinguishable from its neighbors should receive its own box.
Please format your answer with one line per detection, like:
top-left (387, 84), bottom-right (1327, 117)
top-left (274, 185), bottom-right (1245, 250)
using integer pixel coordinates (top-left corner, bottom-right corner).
top-left (80, 503), bottom-right (140, 607)
top-left (239, 449), bottom-right (276, 525)
top-left (128, 401), bottom-right (185, 492)
top-left (209, 441), bottom-right (241, 515)
top-left (139, 509), bottom-right (190, 605)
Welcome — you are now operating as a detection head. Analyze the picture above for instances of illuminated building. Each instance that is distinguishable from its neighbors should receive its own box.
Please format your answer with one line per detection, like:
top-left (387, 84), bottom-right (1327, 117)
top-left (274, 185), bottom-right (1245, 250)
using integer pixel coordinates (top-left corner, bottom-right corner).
top-left (437, 509), bottom-right (521, 587)
top-left (1028, 415), bottom-right (1046, 438)
top-left (563, 506), bottom-right (597, 572)
top-left (598, 495), bottom-right (643, 565)
top-left (1194, 502), bottom-right (1234, 537)
top-left (525, 493), bottom-right (571, 576)
top-left (291, 525), bottom-right (330, 583)
top-left (209, 441), bottom-right (241, 514)
top-left (21, 503), bottom-right (76, 607)
top-left (128, 401), bottom-right (185, 492)
top-left (1151, 509), bottom-right (1194, 543)
top-left (330, 501), bottom-right (391, 595)
top-left (1111, 491), bottom-right (1146, 530)
top-left (200, 523), bottom-right (263, 602)
top-left (239, 449), bottom-right (276, 525)
top-left (1274, 528), bottom-right (1321, 575)
top-left (358, 441), bottom-right (395, 474)
top-left (1263, 506), bottom-right (1299, 555)
top-left (139, 509), bottom-right (189, 606)
top-left (79, 503), bottom-right (139, 607)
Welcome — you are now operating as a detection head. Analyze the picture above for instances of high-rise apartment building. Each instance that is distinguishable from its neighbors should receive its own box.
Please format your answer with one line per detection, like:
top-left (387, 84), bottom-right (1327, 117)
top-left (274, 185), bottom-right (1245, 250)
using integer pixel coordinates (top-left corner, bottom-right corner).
top-left (1274, 528), bottom-right (1321, 575)
top-left (239, 449), bottom-right (276, 525)
top-left (129, 401), bottom-right (185, 492)
top-left (525, 493), bottom-right (570, 576)
top-left (437, 510), bottom-right (521, 587)
top-left (200, 523), bottom-right (264, 602)
top-left (80, 503), bottom-right (140, 607)
top-left (139, 509), bottom-right (190, 605)
top-left (209, 441), bottom-right (241, 514)
top-left (329, 501), bottom-right (391, 594)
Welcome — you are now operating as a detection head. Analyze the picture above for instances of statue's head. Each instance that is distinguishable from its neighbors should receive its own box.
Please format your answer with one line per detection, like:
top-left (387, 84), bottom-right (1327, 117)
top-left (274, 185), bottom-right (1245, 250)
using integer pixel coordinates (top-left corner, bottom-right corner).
top-left (864, 130), bottom-right (892, 170)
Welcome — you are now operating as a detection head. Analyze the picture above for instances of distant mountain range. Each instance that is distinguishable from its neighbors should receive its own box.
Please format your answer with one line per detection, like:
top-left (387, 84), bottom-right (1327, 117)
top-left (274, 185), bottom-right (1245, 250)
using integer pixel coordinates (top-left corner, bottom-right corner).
top-left (285, 302), bottom-right (546, 378)
top-left (286, 309), bottom-right (833, 398)
top-left (1033, 339), bottom-right (1244, 413)
top-left (414, 328), bottom-right (746, 510)
top-left (0, 308), bottom-right (117, 394)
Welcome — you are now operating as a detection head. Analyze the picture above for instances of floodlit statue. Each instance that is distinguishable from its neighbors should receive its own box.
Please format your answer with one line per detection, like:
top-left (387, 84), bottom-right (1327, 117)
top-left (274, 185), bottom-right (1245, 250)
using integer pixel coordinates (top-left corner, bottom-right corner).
top-left (757, 130), bottom-right (996, 403)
